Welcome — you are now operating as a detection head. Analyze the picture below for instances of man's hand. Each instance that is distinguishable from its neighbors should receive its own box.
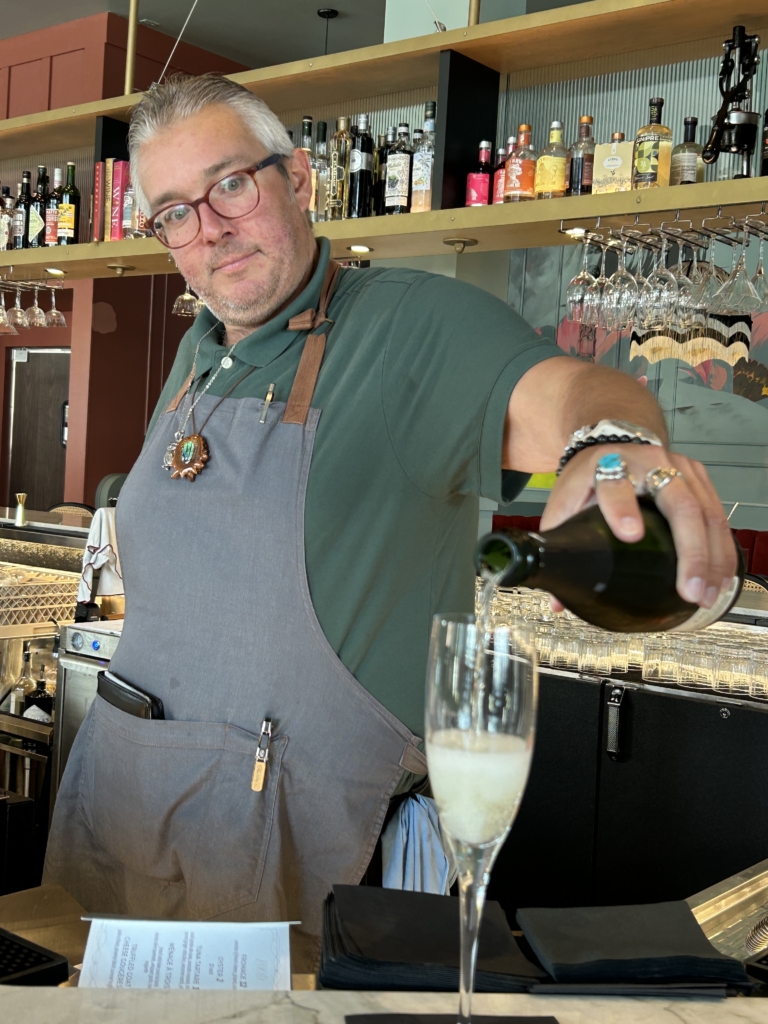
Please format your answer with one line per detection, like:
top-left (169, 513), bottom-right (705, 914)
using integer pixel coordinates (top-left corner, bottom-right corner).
top-left (540, 444), bottom-right (737, 609)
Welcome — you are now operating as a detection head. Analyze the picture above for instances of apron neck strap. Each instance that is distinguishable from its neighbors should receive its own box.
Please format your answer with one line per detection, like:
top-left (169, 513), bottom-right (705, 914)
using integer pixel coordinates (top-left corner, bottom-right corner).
top-left (283, 259), bottom-right (342, 426)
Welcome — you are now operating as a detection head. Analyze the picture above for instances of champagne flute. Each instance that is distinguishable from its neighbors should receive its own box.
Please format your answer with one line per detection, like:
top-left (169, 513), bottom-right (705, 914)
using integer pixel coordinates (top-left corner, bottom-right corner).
top-left (426, 612), bottom-right (537, 1024)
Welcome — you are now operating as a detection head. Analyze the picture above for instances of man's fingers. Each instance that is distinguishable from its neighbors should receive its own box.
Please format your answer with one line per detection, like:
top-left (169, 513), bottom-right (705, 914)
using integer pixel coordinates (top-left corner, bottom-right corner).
top-left (652, 471), bottom-right (712, 605)
top-left (594, 477), bottom-right (645, 542)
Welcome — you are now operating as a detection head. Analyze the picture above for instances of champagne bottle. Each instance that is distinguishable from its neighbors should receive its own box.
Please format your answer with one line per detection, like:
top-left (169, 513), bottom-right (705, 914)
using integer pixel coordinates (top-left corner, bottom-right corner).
top-left (476, 499), bottom-right (743, 633)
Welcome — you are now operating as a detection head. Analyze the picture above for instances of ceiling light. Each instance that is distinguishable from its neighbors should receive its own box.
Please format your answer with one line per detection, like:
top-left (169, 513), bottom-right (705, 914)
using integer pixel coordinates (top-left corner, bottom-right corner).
top-left (44, 268), bottom-right (66, 276)
top-left (347, 245), bottom-right (373, 254)
top-left (565, 227), bottom-right (586, 238)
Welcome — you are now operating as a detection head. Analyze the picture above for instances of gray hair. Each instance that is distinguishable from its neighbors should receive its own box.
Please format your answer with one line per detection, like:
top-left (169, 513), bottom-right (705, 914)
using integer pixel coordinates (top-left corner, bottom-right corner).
top-left (128, 73), bottom-right (295, 214)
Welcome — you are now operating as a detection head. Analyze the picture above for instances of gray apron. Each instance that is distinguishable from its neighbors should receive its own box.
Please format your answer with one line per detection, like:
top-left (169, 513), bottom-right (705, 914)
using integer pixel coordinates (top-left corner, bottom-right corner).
top-left (44, 261), bottom-right (427, 971)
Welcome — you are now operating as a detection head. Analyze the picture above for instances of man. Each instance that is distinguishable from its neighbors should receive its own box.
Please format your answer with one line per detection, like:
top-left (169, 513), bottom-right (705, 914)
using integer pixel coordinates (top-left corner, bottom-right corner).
top-left (45, 75), bottom-right (735, 969)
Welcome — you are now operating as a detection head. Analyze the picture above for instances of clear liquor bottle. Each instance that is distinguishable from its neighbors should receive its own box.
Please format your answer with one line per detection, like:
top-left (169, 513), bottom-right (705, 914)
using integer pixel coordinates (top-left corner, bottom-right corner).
top-left (28, 165), bottom-right (48, 248)
top-left (329, 116), bottom-right (353, 220)
top-left (633, 97), bottom-right (673, 189)
top-left (45, 167), bottom-right (62, 247)
top-left (504, 124), bottom-right (537, 202)
top-left (535, 120), bottom-right (567, 199)
top-left (567, 115), bottom-right (595, 196)
top-left (300, 116), bottom-right (319, 223)
top-left (670, 116), bottom-right (704, 185)
top-left (12, 171), bottom-right (31, 250)
top-left (0, 187), bottom-right (13, 251)
top-left (315, 122), bottom-right (329, 222)
top-left (384, 123), bottom-right (413, 215)
top-left (10, 642), bottom-right (36, 716)
top-left (492, 147), bottom-right (507, 204)
top-left (411, 100), bottom-right (436, 213)
top-left (348, 112), bottom-right (373, 218)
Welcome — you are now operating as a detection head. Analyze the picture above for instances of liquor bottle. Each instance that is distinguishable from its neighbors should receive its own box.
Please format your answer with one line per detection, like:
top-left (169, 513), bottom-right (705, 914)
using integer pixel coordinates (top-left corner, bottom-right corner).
top-left (12, 172), bottom-right (32, 250)
top-left (0, 187), bottom-right (12, 251)
top-left (27, 165), bottom-right (48, 248)
top-left (504, 125), bottom-right (537, 202)
top-left (633, 98), bottom-right (673, 189)
top-left (348, 113), bottom-right (373, 218)
top-left (465, 141), bottom-right (493, 206)
top-left (567, 115), bottom-right (595, 196)
top-left (535, 120), bottom-right (567, 199)
top-left (10, 642), bottom-right (36, 715)
top-left (476, 499), bottom-right (744, 633)
top-left (58, 162), bottom-right (81, 244)
top-left (762, 110), bottom-right (768, 176)
top-left (492, 147), bottom-right (507, 204)
top-left (315, 121), bottom-right (329, 222)
top-left (300, 116), bottom-right (319, 223)
top-left (384, 123), bottom-right (413, 215)
top-left (593, 132), bottom-right (634, 194)
top-left (411, 100), bottom-right (436, 213)
top-left (329, 116), bottom-right (353, 220)
top-left (45, 167), bottom-right (63, 247)
top-left (24, 666), bottom-right (54, 720)
top-left (372, 133), bottom-right (386, 216)
top-left (670, 116), bottom-right (704, 185)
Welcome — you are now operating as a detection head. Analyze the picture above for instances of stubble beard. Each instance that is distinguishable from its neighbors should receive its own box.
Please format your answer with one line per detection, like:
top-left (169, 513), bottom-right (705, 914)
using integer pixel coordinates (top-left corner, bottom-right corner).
top-left (191, 233), bottom-right (306, 329)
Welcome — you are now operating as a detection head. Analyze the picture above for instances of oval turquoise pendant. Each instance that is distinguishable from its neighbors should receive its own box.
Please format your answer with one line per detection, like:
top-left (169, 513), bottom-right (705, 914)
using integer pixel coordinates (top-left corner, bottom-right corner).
top-left (170, 434), bottom-right (209, 481)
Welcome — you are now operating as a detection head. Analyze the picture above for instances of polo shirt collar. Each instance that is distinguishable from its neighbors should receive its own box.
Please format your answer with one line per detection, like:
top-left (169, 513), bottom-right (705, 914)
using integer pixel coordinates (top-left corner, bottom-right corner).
top-left (190, 237), bottom-right (331, 376)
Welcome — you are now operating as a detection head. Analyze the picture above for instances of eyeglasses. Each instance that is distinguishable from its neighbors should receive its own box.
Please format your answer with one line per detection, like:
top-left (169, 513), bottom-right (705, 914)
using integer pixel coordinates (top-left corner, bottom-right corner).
top-left (149, 153), bottom-right (284, 249)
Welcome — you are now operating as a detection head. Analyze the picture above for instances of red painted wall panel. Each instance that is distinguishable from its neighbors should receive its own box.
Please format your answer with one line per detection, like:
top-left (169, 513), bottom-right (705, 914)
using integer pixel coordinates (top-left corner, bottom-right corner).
top-left (50, 50), bottom-right (92, 109)
top-left (8, 59), bottom-right (50, 118)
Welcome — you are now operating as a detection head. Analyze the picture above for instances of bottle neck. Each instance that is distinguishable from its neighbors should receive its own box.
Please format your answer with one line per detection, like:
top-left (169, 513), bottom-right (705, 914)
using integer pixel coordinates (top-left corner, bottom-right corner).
top-left (549, 128), bottom-right (563, 145)
top-left (517, 132), bottom-right (531, 150)
top-left (477, 530), bottom-right (541, 586)
top-left (479, 147), bottom-right (491, 164)
top-left (648, 104), bottom-right (662, 126)
top-left (66, 164), bottom-right (76, 188)
top-left (683, 122), bottom-right (697, 144)
top-left (578, 123), bottom-right (593, 139)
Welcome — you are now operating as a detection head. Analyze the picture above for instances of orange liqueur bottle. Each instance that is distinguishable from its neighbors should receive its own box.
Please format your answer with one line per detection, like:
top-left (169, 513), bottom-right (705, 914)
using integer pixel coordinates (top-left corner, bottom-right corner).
top-left (504, 124), bottom-right (537, 202)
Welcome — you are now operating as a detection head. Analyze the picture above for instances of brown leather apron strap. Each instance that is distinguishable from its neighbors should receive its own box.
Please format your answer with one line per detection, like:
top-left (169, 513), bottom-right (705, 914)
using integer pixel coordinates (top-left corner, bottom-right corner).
top-left (283, 259), bottom-right (342, 426)
top-left (166, 370), bottom-right (195, 413)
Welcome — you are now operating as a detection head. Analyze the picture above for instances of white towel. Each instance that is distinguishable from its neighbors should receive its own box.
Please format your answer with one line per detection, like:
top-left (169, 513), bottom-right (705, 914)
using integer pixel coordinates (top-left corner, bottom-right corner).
top-left (77, 508), bottom-right (123, 603)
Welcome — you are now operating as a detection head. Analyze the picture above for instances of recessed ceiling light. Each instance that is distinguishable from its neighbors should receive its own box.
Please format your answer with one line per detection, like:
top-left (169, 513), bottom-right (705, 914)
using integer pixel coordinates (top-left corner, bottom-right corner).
top-left (347, 244), bottom-right (373, 253)
top-left (44, 268), bottom-right (66, 276)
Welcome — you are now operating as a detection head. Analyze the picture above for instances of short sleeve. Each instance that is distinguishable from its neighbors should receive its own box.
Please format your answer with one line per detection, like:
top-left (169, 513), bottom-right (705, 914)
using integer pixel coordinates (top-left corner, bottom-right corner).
top-left (381, 272), bottom-right (565, 502)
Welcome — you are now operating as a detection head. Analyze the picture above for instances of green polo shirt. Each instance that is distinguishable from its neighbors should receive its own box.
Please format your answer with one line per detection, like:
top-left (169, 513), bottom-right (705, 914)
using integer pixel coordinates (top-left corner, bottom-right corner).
top-left (147, 238), bottom-right (563, 737)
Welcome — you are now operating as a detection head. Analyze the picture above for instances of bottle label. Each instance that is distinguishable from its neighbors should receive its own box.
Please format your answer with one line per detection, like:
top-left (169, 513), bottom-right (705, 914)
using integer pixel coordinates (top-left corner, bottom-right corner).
top-left (465, 172), bottom-right (489, 206)
top-left (670, 151), bottom-right (699, 185)
top-left (581, 154), bottom-right (594, 186)
top-left (592, 141), bottom-right (634, 193)
top-left (45, 207), bottom-right (59, 245)
top-left (385, 153), bottom-right (411, 207)
top-left (493, 167), bottom-right (506, 203)
top-left (28, 206), bottom-right (44, 244)
top-left (634, 131), bottom-right (662, 184)
top-left (12, 209), bottom-right (26, 240)
top-left (412, 152), bottom-right (433, 192)
top-left (504, 157), bottom-right (536, 198)
top-left (534, 155), bottom-right (566, 194)
top-left (0, 214), bottom-right (10, 250)
top-left (329, 150), bottom-right (344, 209)
top-left (58, 203), bottom-right (76, 237)
top-left (349, 150), bottom-right (372, 174)
top-left (671, 574), bottom-right (742, 632)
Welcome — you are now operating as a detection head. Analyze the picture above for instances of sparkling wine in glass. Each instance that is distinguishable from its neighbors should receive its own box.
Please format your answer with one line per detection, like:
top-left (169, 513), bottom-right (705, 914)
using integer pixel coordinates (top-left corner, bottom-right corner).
top-left (426, 608), bottom-right (537, 1024)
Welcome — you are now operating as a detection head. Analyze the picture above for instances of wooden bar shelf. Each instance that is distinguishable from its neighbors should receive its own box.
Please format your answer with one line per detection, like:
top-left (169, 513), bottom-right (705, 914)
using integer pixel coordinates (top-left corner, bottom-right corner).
top-left (1, 179), bottom-right (766, 282)
top-left (1, 0), bottom-right (767, 160)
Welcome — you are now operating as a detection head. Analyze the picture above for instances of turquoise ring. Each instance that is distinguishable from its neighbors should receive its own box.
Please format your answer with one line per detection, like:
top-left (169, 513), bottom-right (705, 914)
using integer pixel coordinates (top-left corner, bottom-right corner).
top-left (595, 451), bottom-right (630, 484)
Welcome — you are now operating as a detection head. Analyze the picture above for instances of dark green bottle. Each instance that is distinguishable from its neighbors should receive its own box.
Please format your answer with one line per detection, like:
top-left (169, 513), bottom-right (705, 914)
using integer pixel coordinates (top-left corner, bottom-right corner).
top-left (476, 499), bottom-right (743, 633)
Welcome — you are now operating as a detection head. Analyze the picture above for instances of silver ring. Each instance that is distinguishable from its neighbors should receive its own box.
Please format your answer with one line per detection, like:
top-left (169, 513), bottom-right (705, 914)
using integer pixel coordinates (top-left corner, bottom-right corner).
top-left (595, 452), bottom-right (630, 484)
top-left (645, 466), bottom-right (684, 498)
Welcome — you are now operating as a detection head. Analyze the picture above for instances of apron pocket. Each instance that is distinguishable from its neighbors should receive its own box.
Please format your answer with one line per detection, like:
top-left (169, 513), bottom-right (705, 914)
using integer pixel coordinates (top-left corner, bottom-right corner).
top-left (79, 695), bottom-right (286, 920)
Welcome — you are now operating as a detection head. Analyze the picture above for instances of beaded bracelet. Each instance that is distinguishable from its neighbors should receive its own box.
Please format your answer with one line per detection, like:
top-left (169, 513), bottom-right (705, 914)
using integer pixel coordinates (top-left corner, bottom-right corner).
top-left (557, 434), bottom-right (653, 474)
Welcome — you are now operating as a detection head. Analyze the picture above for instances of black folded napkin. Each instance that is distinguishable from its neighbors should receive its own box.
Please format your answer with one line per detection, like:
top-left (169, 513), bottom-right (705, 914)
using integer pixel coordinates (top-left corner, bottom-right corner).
top-left (517, 901), bottom-right (750, 991)
top-left (320, 885), bottom-right (546, 992)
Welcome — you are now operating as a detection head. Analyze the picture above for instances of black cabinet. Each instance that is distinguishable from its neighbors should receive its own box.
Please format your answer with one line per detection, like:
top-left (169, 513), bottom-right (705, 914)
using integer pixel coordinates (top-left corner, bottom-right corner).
top-left (489, 669), bottom-right (768, 924)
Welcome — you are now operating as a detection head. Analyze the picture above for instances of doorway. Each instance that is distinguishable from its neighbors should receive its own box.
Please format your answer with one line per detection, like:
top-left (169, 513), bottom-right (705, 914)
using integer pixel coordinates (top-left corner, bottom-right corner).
top-left (6, 348), bottom-right (70, 512)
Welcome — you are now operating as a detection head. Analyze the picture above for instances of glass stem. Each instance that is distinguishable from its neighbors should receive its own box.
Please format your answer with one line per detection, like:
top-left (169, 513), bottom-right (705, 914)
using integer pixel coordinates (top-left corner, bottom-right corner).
top-left (457, 846), bottom-right (491, 1024)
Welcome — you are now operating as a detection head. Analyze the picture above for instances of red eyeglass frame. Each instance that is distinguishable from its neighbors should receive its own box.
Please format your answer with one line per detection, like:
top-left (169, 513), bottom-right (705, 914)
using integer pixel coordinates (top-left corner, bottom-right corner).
top-left (149, 153), bottom-right (284, 249)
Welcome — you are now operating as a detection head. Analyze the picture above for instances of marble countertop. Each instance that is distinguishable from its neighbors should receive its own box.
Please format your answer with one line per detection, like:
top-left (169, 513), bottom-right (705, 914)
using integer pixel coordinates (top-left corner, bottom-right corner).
top-left (2, 988), bottom-right (768, 1024)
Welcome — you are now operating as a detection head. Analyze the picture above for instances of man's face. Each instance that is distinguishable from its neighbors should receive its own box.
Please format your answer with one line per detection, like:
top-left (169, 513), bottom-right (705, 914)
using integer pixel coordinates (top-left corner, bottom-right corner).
top-left (137, 103), bottom-right (315, 329)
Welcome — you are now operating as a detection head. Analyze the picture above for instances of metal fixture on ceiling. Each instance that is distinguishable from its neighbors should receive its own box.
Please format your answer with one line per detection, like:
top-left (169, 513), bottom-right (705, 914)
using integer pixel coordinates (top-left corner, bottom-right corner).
top-left (317, 8), bottom-right (339, 56)
top-left (422, 0), bottom-right (446, 32)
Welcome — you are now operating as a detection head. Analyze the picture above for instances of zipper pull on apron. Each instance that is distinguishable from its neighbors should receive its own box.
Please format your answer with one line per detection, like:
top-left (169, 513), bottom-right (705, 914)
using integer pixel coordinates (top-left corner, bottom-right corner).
top-left (251, 718), bottom-right (273, 791)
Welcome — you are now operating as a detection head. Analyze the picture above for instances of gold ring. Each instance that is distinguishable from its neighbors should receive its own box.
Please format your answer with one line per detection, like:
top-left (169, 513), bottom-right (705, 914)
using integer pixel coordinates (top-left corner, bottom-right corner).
top-left (645, 466), bottom-right (683, 498)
